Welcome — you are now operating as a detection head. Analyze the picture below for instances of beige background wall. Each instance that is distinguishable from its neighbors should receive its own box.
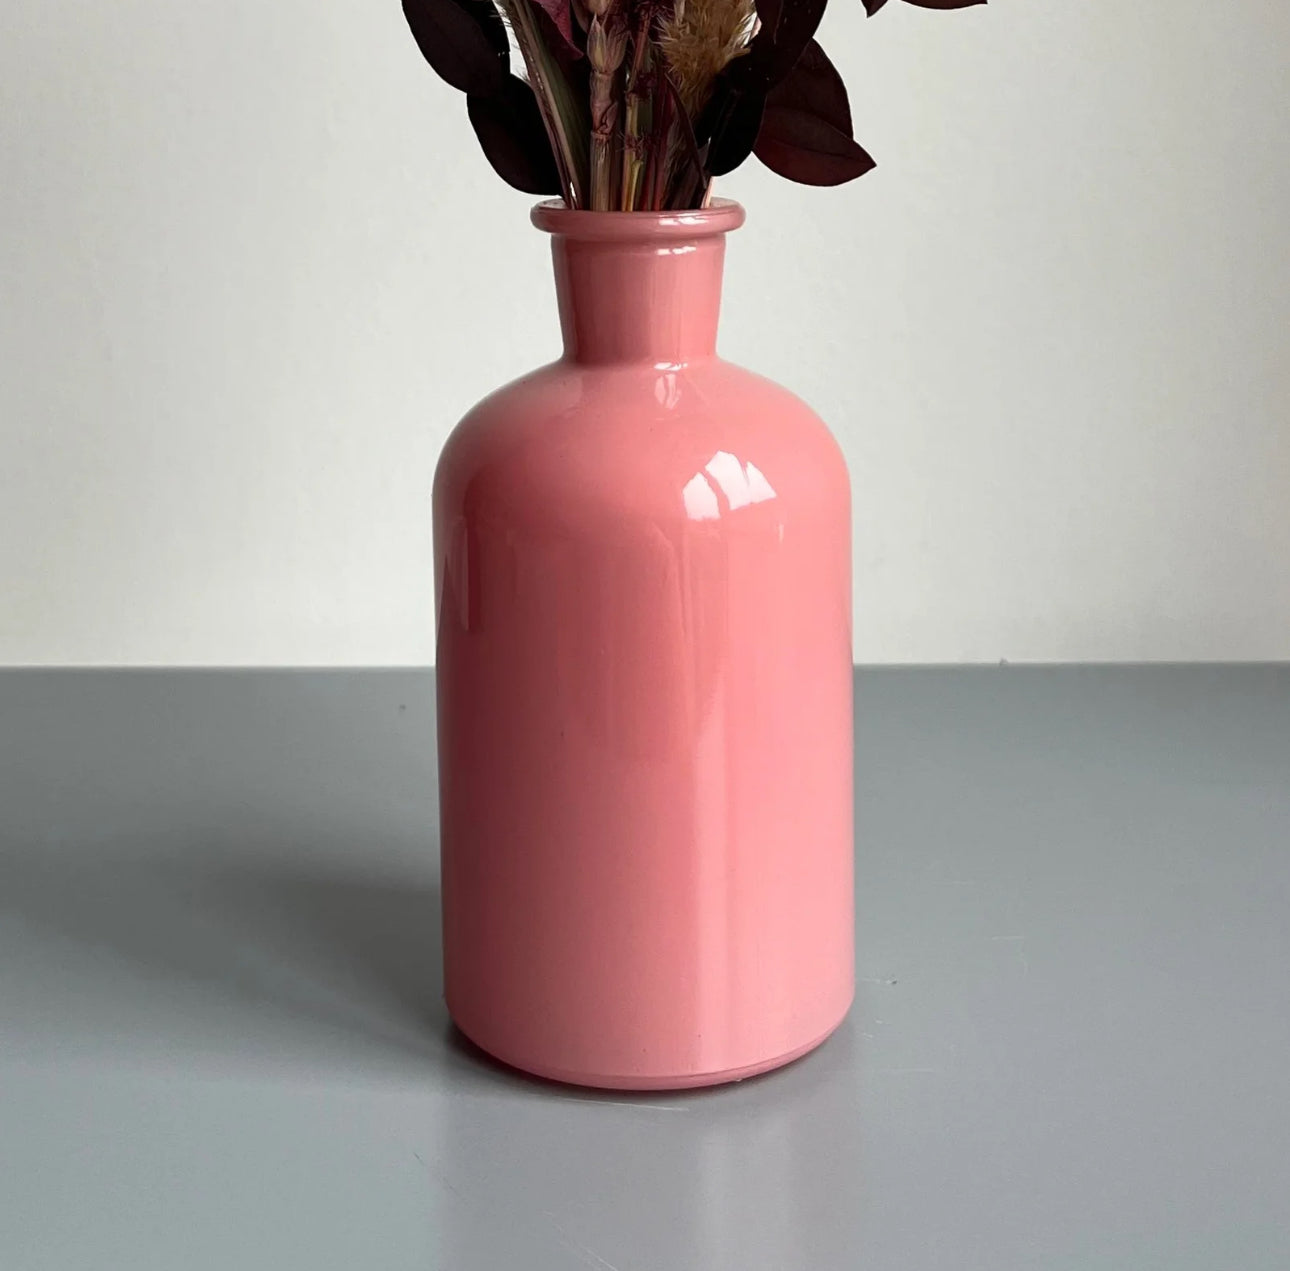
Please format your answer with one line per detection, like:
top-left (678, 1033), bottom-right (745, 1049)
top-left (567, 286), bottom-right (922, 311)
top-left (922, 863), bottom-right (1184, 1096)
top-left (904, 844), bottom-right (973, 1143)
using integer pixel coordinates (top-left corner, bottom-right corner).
top-left (2, 0), bottom-right (1287, 665)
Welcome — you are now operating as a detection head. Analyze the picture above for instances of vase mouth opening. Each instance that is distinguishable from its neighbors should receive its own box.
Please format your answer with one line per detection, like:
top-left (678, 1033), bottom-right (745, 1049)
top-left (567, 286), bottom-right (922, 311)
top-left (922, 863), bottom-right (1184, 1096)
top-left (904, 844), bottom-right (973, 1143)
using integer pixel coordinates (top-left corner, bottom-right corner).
top-left (531, 199), bottom-right (745, 242)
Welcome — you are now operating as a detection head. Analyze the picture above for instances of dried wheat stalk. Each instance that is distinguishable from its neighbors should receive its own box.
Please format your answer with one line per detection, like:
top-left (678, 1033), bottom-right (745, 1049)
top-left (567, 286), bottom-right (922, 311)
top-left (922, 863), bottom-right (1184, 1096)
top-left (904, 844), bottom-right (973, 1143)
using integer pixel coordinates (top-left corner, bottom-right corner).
top-left (587, 0), bottom-right (628, 210)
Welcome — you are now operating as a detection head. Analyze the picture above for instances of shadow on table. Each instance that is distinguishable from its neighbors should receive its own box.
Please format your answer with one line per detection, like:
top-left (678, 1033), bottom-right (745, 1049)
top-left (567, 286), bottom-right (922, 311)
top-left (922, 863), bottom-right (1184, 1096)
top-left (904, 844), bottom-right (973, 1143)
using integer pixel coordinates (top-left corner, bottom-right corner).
top-left (1, 845), bottom-right (854, 1105)
top-left (2, 842), bottom-right (870, 1263)
top-left (0, 846), bottom-right (498, 1080)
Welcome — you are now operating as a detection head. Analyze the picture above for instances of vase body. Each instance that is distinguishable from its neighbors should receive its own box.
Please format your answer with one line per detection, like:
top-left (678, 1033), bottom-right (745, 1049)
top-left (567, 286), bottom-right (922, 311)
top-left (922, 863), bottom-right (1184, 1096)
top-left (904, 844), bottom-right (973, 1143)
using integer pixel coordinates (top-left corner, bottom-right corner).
top-left (433, 201), bottom-right (853, 1089)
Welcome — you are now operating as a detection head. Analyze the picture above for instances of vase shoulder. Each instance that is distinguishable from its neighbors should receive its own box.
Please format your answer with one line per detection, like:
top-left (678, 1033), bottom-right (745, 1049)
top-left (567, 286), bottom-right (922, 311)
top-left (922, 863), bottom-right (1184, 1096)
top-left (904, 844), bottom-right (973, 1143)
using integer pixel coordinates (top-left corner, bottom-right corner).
top-left (434, 357), bottom-right (849, 534)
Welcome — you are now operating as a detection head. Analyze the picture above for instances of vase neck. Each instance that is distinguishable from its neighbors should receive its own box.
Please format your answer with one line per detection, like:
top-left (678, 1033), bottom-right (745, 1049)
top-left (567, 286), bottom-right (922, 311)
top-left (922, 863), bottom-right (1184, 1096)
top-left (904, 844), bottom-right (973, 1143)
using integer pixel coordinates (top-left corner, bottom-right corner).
top-left (533, 202), bottom-right (745, 368)
top-left (551, 236), bottom-right (725, 367)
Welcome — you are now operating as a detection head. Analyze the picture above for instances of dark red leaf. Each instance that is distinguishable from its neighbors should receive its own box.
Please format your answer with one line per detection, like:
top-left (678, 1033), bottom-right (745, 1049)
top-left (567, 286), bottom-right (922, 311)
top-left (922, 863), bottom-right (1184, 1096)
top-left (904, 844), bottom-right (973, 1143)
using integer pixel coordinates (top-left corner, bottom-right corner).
top-left (530, 0), bottom-right (578, 49)
top-left (747, 0), bottom-right (830, 87)
top-left (755, 106), bottom-right (876, 185)
top-left (867, 0), bottom-right (985, 13)
top-left (527, 0), bottom-right (587, 73)
top-left (467, 77), bottom-right (562, 195)
top-left (403, 0), bottom-right (508, 96)
top-left (697, 0), bottom-right (826, 178)
top-left (765, 39), bottom-right (851, 135)
top-left (706, 87), bottom-right (767, 176)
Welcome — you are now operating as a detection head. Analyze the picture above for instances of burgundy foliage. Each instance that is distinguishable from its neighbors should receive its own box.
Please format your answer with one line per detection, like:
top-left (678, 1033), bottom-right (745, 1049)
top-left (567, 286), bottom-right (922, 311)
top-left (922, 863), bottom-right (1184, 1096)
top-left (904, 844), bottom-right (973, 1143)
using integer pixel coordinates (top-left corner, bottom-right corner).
top-left (402, 0), bottom-right (985, 197)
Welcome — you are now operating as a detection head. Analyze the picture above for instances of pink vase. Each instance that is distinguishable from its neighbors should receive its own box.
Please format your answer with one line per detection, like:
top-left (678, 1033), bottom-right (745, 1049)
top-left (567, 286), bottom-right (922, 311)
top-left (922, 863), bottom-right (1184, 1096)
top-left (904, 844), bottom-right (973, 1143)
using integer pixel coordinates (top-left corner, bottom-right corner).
top-left (434, 199), bottom-right (853, 1090)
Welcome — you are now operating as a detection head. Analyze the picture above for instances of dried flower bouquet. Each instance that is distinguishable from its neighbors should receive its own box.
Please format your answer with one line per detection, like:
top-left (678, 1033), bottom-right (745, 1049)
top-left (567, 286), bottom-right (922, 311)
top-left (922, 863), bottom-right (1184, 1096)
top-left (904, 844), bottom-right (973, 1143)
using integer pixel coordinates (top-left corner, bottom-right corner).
top-left (402, 0), bottom-right (983, 210)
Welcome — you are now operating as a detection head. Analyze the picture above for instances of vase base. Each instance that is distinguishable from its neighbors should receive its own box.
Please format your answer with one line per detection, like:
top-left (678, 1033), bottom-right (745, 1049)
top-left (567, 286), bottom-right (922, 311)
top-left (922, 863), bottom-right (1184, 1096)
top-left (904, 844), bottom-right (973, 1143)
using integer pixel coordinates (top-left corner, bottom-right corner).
top-left (450, 1006), bottom-right (851, 1092)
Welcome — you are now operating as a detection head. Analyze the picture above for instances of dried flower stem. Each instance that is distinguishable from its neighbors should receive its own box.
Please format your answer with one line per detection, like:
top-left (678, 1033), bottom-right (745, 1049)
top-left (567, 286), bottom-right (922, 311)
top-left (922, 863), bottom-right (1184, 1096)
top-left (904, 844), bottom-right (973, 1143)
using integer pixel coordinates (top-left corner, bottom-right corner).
top-left (659, 69), bottom-right (704, 208)
top-left (502, 0), bottom-right (589, 206)
top-left (644, 78), bottom-right (674, 210)
top-left (587, 1), bottom-right (627, 211)
top-left (620, 8), bottom-right (655, 210)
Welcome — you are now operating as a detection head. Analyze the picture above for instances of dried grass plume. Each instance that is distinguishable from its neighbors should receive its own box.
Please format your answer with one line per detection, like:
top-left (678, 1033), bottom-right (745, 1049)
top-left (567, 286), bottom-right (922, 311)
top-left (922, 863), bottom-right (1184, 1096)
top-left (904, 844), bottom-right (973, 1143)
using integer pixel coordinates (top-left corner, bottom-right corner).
top-left (658, 0), bottom-right (758, 117)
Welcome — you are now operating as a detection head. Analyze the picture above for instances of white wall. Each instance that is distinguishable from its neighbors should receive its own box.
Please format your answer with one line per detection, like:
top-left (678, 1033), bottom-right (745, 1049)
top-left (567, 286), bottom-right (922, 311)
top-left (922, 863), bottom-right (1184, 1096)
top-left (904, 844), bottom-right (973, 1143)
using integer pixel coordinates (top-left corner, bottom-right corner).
top-left (1, 0), bottom-right (1287, 666)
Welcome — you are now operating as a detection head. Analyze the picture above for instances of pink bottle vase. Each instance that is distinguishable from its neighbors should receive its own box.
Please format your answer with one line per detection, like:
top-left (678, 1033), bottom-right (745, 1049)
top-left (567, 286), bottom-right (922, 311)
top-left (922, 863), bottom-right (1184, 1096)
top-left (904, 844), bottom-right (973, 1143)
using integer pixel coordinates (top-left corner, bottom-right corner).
top-left (434, 200), bottom-right (853, 1090)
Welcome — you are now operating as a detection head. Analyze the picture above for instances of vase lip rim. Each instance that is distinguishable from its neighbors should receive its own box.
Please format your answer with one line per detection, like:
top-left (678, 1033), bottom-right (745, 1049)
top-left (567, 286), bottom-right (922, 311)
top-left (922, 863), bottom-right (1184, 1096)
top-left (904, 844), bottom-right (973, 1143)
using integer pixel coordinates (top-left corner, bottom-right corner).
top-left (531, 199), bottom-right (745, 241)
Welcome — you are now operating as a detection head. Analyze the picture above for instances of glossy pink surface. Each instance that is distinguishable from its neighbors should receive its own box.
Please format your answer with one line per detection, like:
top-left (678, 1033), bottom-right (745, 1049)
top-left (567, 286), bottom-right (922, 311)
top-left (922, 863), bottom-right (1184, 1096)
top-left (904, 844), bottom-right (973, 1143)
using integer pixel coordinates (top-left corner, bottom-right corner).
top-left (434, 201), bottom-right (853, 1089)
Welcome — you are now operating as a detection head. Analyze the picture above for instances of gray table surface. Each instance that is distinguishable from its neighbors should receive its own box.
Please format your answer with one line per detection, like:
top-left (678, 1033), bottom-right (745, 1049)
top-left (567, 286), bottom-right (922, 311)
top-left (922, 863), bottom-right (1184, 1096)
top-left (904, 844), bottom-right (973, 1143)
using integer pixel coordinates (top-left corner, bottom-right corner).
top-left (1, 667), bottom-right (1287, 1270)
